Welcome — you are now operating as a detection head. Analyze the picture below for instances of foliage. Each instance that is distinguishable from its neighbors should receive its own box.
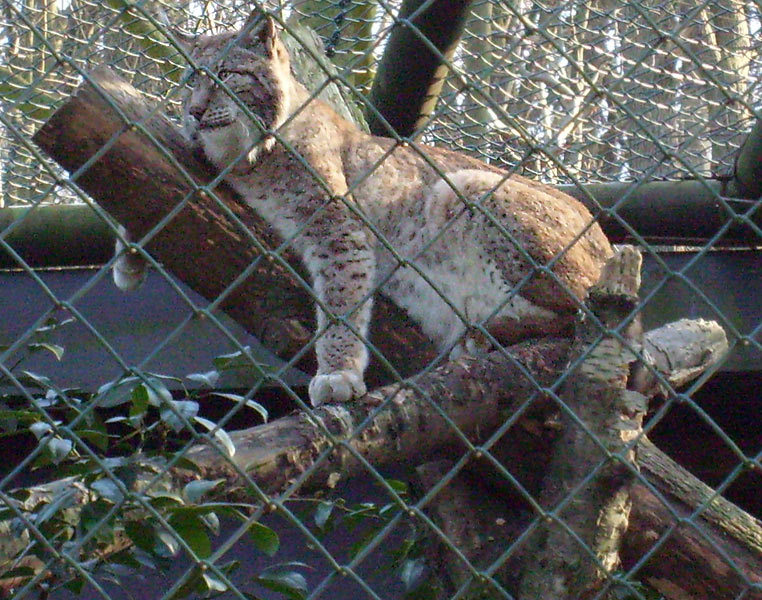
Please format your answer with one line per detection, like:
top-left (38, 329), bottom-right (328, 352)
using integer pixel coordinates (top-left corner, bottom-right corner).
top-left (0, 323), bottom-right (438, 599)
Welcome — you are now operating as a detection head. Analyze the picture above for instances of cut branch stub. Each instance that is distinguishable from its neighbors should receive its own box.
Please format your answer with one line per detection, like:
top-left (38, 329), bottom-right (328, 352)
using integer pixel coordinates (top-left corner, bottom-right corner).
top-left (32, 67), bottom-right (435, 384)
top-left (518, 247), bottom-right (647, 600)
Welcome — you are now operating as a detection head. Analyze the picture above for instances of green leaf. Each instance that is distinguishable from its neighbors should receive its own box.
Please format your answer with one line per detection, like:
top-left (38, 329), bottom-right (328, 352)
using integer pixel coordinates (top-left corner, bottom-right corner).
top-left (19, 370), bottom-right (52, 389)
top-left (400, 558), bottom-right (425, 591)
top-left (248, 521), bottom-right (280, 557)
top-left (141, 377), bottom-right (174, 407)
top-left (0, 409), bottom-right (39, 431)
top-left (194, 416), bottom-right (235, 457)
top-left (91, 478), bottom-right (124, 504)
top-left (64, 576), bottom-right (85, 594)
top-left (173, 455), bottom-right (202, 474)
top-left (201, 511), bottom-right (220, 535)
top-left (186, 370), bottom-right (220, 387)
top-left (344, 502), bottom-right (380, 530)
top-left (183, 479), bottom-right (224, 504)
top-left (213, 427), bottom-right (236, 458)
top-left (213, 393), bottom-right (269, 422)
top-left (34, 316), bottom-right (75, 334)
top-left (96, 377), bottom-right (140, 408)
top-left (148, 492), bottom-right (185, 510)
top-left (219, 559), bottom-right (242, 576)
top-left (160, 400), bottom-right (199, 432)
top-left (155, 529), bottom-right (180, 558)
top-left (314, 501), bottom-right (334, 531)
top-left (211, 392), bottom-right (245, 403)
top-left (28, 342), bottom-right (65, 361)
top-left (124, 520), bottom-right (156, 554)
top-left (202, 571), bottom-right (229, 593)
top-left (29, 421), bottom-right (52, 440)
top-left (384, 479), bottom-right (409, 495)
top-left (82, 410), bottom-right (107, 434)
top-left (80, 499), bottom-right (113, 540)
top-left (213, 348), bottom-right (253, 371)
top-left (75, 428), bottom-right (110, 451)
top-left (255, 570), bottom-right (307, 600)
top-left (168, 512), bottom-right (212, 558)
top-left (379, 502), bottom-right (400, 518)
top-left (130, 383), bottom-right (150, 419)
top-left (212, 347), bottom-right (277, 377)
top-left (167, 565), bottom-right (204, 600)
top-left (46, 437), bottom-right (73, 464)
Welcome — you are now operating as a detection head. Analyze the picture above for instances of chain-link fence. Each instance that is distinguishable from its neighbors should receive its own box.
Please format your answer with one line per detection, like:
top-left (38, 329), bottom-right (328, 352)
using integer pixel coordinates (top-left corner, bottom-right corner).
top-left (2, 0), bottom-right (760, 206)
top-left (1, 0), bottom-right (761, 599)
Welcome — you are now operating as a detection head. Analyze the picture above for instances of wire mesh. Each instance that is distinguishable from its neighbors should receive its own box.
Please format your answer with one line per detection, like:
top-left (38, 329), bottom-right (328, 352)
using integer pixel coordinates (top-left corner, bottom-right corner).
top-left (0, 1), bottom-right (761, 600)
top-left (1, 0), bottom-right (758, 206)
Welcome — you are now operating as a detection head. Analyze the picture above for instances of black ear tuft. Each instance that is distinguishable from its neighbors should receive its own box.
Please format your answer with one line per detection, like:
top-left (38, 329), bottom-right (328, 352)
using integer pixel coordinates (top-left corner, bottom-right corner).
top-left (240, 10), bottom-right (277, 56)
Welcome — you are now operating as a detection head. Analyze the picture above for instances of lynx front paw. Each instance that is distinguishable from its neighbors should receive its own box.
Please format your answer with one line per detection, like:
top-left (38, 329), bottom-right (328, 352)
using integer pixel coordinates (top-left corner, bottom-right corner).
top-left (309, 370), bottom-right (367, 406)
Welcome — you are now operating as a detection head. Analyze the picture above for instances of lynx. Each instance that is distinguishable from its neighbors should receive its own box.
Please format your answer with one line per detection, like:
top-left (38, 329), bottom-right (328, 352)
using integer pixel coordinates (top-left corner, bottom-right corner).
top-left (114, 12), bottom-right (612, 406)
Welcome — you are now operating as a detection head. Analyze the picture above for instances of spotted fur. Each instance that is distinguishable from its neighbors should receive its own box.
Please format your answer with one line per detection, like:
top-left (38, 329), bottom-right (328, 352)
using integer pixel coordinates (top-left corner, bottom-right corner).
top-left (116, 12), bottom-right (612, 406)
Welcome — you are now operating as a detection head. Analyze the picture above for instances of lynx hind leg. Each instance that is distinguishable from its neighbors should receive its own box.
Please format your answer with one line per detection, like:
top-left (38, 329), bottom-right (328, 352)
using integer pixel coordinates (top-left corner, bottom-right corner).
top-left (112, 226), bottom-right (148, 292)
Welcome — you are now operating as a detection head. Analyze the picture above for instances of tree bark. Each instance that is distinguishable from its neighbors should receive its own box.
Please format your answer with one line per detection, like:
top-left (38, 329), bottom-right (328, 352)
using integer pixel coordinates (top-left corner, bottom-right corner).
top-left (3, 319), bottom-right (758, 600)
top-left (729, 117), bottom-right (762, 200)
top-left (29, 67), bottom-right (761, 390)
top-left (518, 248), bottom-right (645, 600)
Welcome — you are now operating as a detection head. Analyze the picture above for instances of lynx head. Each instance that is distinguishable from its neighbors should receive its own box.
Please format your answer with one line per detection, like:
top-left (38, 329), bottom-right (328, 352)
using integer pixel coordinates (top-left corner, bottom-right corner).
top-left (179, 11), bottom-right (291, 171)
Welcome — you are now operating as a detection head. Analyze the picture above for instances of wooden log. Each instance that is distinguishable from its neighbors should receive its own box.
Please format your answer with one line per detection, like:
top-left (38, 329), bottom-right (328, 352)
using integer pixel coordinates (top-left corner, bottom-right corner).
top-left (518, 247), bottom-right (646, 599)
top-left (4, 319), bottom-right (758, 600)
top-left (366, 0), bottom-right (472, 137)
top-left (32, 67), bottom-right (435, 386)
top-left (630, 439), bottom-right (762, 600)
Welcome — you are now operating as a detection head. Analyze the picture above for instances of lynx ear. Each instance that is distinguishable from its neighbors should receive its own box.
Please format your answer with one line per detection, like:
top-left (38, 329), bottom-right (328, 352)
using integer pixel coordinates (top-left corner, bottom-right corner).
top-left (240, 10), bottom-right (278, 56)
top-left (155, 9), bottom-right (195, 51)
top-left (169, 28), bottom-right (195, 51)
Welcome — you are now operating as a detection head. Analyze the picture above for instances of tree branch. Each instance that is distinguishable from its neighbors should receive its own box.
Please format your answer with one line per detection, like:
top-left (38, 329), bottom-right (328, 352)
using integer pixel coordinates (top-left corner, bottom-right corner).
top-left (366, 0), bottom-right (472, 137)
top-left (4, 318), bottom-right (758, 600)
top-left (518, 247), bottom-right (645, 600)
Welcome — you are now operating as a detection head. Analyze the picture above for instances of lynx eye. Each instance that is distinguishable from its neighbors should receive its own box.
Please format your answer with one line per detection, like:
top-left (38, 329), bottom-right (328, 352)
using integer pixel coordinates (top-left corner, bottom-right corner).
top-left (217, 69), bottom-right (235, 81)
